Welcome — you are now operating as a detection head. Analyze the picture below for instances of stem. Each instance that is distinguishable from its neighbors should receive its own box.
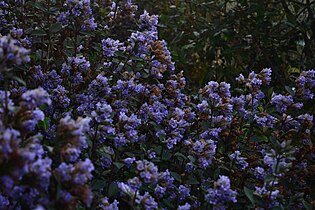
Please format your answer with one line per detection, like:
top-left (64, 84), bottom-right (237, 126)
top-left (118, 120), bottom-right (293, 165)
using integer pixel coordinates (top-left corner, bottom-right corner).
top-left (132, 189), bottom-right (137, 208)
top-left (4, 79), bottom-right (9, 126)
top-left (91, 123), bottom-right (99, 161)
top-left (268, 155), bottom-right (281, 200)
top-left (160, 146), bottom-right (164, 160)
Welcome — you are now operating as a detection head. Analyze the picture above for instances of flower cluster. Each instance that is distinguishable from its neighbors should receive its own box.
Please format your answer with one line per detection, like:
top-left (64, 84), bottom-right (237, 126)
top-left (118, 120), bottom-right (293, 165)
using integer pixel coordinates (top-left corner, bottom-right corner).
top-left (0, 35), bottom-right (30, 69)
top-left (0, 1), bottom-right (314, 209)
top-left (58, 0), bottom-right (97, 30)
top-left (205, 176), bottom-right (237, 209)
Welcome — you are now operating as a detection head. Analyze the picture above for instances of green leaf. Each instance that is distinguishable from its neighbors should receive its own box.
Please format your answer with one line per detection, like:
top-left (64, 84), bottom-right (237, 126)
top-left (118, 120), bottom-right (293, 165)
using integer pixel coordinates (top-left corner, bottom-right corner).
top-left (32, 29), bottom-right (47, 36)
top-left (251, 135), bottom-right (268, 142)
top-left (285, 86), bottom-right (295, 96)
top-left (91, 179), bottom-right (105, 190)
top-left (187, 155), bottom-right (195, 162)
top-left (28, 2), bottom-right (46, 12)
top-left (185, 176), bottom-right (199, 185)
top-left (174, 152), bottom-right (187, 160)
top-left (12, 76), bottom-right (26, 86)
top-left (108, 182), bottom-right (119, 197)
top-left (38, 118), bottom-right (49, 131)
top-left (182, 42), bottom-right (195, 50)
top-left (50, 23), bottom-right (62, 33)
top-left (271, 205), bottom-right (284, 210)
top-left (269, 136), bottom-right (281, 149)
top-left (244, 186), bottom-right (255, 205)
top-left (287, 14), bottom-right (297, 27)
top-left (302, 200), bottom-right (312, 210)
top-left (163, 199), bottom-right (175, 209)
top-left (264, 174), bottom-right (275, 183)
top-left (162, 150), bottom-right (172, 160)
top-left (170, 171), bottom-right (182, 182)
top-left (113, 162), bottom-right (124, 170)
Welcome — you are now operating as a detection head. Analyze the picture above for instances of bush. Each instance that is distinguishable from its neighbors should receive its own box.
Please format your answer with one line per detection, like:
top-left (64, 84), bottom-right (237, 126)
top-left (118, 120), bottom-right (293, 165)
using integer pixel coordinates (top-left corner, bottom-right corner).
top-left (0, 0), bottom-right (314, 209)
top-left (136, 0), bottom-right (315, 88)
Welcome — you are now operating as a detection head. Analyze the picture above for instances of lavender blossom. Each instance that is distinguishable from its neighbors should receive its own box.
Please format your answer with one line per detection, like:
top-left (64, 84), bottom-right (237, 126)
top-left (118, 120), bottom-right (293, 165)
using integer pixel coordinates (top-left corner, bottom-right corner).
top-left (102, 38), bottom-right (125, 57)
top-left (205, 175), bottom-right (237, 209)
top-left (0, 35), bottom-right (30, 68)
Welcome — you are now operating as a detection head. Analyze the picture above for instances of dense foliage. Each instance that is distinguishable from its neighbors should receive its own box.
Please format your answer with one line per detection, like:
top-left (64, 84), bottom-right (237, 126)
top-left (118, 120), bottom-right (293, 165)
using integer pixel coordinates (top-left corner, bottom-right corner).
top-left (136, 0), bottom-right (315, 88)
top-left (0, 0), bottom-right (314, 209)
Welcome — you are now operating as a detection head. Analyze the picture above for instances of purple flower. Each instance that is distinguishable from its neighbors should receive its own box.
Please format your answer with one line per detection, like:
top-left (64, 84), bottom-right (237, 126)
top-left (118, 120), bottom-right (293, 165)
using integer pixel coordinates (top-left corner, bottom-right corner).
top-left (271, 94), bottom-right (302, 113)
top-left (29, 157), bottom-right (52, 190)
top-left (0, 194), bottom-right (9, 208)
top-left (82, 17), bottom-right (97, 30)
top-left (193, 140), bottom-right (205, 153)
top-left (139, 10), bottom-right (158, 30)
top-left (229, 151), bottom-right (248, 170)
top-left (196, 100), bottom-right (209, 112)
top-left (21, 87), bottom-right (51, 109)
top-left (185, 162), bottom-right (195, 173)
top-left (1, 128), bottom-right (20, 158)
top-left (57, 11), bottom-right (70, 24)
top-left (91, 102), bottom-right (113, 124)
top-left (254, 114), bottom-right (277, 128)
top-left (135, 192), bottom-right (158, 210)
top-left (60, 190), bottom-right (73, 203)
top-left (178, 185), bottom-right (190, 201)
top-left (205, 176), bottom-right (237, 208)
top-left (260, 68), bottom-right (272, 84)
top-left (124, 157), bottom-right (136, 168)
top-left (101, 38), bottom-right (125, 57)
top-left (178, 203), bottom-right (191, 210)
top-left (98, 197), bottom-right (119, 210)
top-left (51, 85), bottom-right (70, 108)
top-left (159, 169), bottom-right (174, 185)
top-left (73, 158), bottom-right (94, 185)
top-left (154, 185), bottom-right (166, 198)
top-left (255, 183), bottom-right (280, 205)
top-left (42, 70), bottom-right (63, 90)
top-left (10, 27), bottom-right (23, 38)
top-left (254, 167), bottom-right (266, 180)
top-left (0, 35), bottom-right (30, 66)
top-left (114, 134), bottom-right (127, 148)
top-left (55, 163), bottom-right (74, 182)
top-left (136, 160), bottom-right (159, 183)
top-left (295, 70), bottom-right (315, 99)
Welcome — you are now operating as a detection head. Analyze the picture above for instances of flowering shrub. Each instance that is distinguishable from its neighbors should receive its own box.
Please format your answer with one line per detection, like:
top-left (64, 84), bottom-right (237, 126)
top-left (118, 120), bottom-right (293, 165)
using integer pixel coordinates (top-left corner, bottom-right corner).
top-left (0, 0), bottom-right (314, 209)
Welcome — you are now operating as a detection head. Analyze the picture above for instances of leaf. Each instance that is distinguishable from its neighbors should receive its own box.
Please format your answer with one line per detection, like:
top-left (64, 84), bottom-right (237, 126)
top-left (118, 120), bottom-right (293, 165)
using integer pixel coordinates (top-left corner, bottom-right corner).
top-left (163, 199), bottom-right (175, 209)
top-left (162, 150), bottom-right (172, 160)
top-left (251, 135), bottom-right (268, 142)
top-left (12, 76), bottom-right (26, 86)
top-left (285, 86), bottom-right (295, 96)
top-left (287, 14), bottom-right (297, 27)
top-left (244, 186), bottom-right (255, 205)
top-left (38, 118), bottom-right (49, 131)
top-left (187, 155), bottom-right (195, 162)
top-left (182, 42), bottom-right (195, 50)
top-left (302, 200), bottom-right (312, 210)
top-left (174, 152), bottom-right (187, 160)
top-left (32, 29), bottom-right (46, 36)
top-left (50, 23), bottom-right (62, 33)
top-left (28, 2), bottom-right (46, 12)
top-left (113, 162), bottom-right (124, 170)
top-left (288, 67), bottom-right (300, 74)
top-left (271, 205), bottom-right (284, 210)
top-left (108, 182), bottom-right (119, 197)
top-left (91, 179), bottom-right (105, 190)
top-left (170, 171), bottom-right (182, 182)
top-left (269, 136), bottom-right (281, 149)
top-left (185, 176), bottom-right (199, 185)
top-left (264, 174), bottom-right (275, 183)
